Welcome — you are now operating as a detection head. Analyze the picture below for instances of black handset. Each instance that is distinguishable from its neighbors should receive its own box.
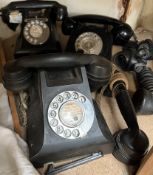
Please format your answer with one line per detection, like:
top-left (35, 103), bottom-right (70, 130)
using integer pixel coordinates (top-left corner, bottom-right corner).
top-left (4, 53), bottom-right (112, 92)
top-left (109, 72), bottom-right (149, 165)
top-left (3, 53), bottom-right (114, 167)
top-left (62, 15), bottom-right (134, 58)
top-left (1, 1), bottom-right (67, 57)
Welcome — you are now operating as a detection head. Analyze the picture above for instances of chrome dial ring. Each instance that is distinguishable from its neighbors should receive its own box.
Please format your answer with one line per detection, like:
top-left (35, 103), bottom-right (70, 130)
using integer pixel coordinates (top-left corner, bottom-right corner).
top-left (48, 91), bottom-right (95, 139)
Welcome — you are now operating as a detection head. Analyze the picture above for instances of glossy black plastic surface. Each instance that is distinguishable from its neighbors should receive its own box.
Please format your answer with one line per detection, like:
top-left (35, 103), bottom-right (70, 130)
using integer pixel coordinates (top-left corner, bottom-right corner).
top-left (3, 62), bottom-right (32, 91)
top-left (133, 88), bottom-right (153, 115)
top-left (3, 53), bottom-right (112, 93)
top-left (86, 57), bottom-right (112, 91)
top-left (112, 82), bottom-right (149, 165)
top-left (113, 129), bottom-right (149, 165)
top-left (62, 15), bottom-right (133, 45)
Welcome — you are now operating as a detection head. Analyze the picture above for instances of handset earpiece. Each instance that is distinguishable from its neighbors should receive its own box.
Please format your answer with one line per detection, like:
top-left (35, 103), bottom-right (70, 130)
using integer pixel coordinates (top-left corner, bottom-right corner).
top-left (111, 24), bottom-right (134, 45)
top-left (86, 57), bottom-right (112, 91)
top-left (3, 62), bottom-right (32, 92)
top-left (3, 53), bottom-right (112, 92)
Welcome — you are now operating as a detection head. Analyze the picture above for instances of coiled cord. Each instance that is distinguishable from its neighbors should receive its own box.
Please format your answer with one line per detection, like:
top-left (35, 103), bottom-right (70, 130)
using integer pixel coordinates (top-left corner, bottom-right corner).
top-left (137, 66), bottom-right (153, 94)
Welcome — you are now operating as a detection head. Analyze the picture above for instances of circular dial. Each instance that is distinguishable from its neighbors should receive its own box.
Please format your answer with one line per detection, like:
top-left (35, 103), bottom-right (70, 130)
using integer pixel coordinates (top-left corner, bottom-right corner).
top-left (48, 91), bottom-right (95, 139)
top-left (75, 32), bottom-right (103, 55)
top-left (23, 20), bottom-right (50, 45)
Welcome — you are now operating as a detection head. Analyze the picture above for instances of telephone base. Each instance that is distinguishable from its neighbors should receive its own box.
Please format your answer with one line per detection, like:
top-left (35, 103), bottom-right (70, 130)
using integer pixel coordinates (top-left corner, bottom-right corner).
top-left (27, 68), bottom-right (114, 166)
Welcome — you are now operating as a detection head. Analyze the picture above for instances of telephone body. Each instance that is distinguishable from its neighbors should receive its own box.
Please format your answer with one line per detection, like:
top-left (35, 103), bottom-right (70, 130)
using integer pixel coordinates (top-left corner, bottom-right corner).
top-left (1, 1), bottom-right (67, 58)
top-left (62, 15), bottom-right (134, 59)
top-left (3, 53), bottom-right (114, 166)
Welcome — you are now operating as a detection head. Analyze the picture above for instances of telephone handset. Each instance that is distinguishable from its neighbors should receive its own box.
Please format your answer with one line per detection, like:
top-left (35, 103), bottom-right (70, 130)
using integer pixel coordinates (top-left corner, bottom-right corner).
top-left (1, 1), bottom-right (67, 57)
top-left (3, 53), bottom-right (114, 166)
top-left (62, 15), bottom-right (134, 59)
top-left (4, 53), bottom-right (112, 92)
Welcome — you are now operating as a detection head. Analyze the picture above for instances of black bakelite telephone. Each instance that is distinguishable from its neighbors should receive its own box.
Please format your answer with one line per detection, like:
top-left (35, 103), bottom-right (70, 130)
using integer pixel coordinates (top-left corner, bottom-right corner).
top-left (0, 1), bottom-right (67, 57)
top-left (3, 53), bottom-right (114, 168)
top-left (3, 53), bottom-right (149, 170)
top-left (1, 1), bottom-right (149, 172)
top-left (62, 15), bottom-right (134, 59)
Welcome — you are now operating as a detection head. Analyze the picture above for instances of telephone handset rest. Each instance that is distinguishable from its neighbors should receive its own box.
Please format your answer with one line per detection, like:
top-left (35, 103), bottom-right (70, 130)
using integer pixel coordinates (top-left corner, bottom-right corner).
top-left (62, 14), bottom-right (134, 45)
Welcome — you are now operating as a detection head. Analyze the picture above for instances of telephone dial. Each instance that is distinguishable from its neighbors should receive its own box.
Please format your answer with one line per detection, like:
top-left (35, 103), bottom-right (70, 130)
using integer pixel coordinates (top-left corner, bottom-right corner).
top-left (0, 1), bottom-right (67, 57)
top-left (62, 15), bottom-right (134, 59)
top-left (3, 53), bottom-right (114, 167)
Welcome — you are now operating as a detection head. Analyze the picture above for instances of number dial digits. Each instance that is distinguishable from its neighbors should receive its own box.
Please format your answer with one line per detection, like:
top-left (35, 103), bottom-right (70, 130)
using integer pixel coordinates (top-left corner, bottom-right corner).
top-left (48, 91), bottom-right (95, 139)
top-left (23, 20), bottom-right (50, 45)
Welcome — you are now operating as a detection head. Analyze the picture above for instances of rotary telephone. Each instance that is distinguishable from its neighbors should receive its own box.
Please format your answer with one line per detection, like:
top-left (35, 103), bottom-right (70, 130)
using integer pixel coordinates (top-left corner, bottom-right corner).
top-left (0, 1), bottom-right (67, 58)
top-left (62, 15), bottom-right (134, 59)
top-left (3, 53), bottom-right (114, 168)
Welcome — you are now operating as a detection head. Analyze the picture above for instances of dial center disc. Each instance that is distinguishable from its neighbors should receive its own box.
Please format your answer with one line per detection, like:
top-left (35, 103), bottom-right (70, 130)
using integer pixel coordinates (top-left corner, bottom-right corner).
top-left (83, 40), bottom-right (95, 50)
top-left (59, 101), bottom-right (85, 128)
top-left (29, 24), bottom-right (43, 38)
top-left (75, 32), bottom-right (103, 55)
